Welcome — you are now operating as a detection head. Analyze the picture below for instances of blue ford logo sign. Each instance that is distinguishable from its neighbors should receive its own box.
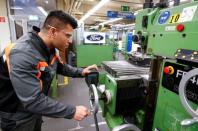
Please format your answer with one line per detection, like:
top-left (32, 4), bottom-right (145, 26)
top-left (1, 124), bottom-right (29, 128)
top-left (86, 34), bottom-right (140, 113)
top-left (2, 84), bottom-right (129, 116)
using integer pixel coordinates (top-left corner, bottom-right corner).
top-left (158, 11), bottom-right (170, 24)
top-left (87, 34), bottom-right (104, 41)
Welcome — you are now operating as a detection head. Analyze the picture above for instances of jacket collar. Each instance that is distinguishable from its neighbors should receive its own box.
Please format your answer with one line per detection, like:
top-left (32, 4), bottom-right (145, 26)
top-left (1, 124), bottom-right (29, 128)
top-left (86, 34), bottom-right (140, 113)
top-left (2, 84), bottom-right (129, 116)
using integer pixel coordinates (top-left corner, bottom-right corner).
top-left (29, 27), bottom-right (56, 62)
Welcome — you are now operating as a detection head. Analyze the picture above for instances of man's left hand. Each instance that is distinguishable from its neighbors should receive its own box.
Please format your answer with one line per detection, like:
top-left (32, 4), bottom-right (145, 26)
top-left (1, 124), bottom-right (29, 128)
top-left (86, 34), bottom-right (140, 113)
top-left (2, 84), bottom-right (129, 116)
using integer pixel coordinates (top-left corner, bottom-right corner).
top-left (82, 64), bottom-right (98, 76)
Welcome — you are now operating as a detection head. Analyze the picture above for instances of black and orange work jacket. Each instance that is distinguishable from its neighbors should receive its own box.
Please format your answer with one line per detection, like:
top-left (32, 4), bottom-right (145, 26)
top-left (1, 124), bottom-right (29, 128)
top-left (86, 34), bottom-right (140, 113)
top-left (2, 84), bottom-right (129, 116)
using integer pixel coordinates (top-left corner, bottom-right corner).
top-left (0, 31), bottom-right (83, 121)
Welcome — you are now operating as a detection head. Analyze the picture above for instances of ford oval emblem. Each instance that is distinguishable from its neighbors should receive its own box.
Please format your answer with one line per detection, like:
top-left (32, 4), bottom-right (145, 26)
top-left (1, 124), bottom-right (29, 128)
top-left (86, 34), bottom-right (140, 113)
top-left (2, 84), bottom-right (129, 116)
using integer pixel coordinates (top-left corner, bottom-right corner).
top-left (87, 34), bottom-right (104, 41)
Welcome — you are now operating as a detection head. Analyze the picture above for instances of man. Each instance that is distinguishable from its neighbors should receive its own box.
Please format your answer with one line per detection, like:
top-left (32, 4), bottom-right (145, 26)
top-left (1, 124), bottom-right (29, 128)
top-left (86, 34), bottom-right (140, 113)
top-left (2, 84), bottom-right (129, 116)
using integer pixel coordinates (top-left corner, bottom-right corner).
top-left (0, 10), bottom-right (98, 131)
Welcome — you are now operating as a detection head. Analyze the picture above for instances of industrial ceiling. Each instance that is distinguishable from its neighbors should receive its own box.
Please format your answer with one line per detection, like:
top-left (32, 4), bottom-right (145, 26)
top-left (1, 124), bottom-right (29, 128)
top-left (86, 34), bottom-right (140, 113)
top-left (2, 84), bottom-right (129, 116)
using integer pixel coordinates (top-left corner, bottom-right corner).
top-left (9, 0), bottom-right (192, 27)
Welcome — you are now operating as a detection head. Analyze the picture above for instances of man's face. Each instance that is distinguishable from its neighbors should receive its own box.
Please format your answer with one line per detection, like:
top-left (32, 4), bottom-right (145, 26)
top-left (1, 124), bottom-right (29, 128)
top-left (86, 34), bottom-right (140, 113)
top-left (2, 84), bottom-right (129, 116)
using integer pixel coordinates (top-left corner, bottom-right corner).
top-left (49, 24), bottom-right (73, 52)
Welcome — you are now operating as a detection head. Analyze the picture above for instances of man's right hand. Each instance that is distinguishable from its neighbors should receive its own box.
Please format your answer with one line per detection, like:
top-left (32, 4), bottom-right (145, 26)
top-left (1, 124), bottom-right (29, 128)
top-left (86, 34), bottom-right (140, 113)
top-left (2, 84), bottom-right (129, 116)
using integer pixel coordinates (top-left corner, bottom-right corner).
top-left (73, 106), bottom-right (91, 121)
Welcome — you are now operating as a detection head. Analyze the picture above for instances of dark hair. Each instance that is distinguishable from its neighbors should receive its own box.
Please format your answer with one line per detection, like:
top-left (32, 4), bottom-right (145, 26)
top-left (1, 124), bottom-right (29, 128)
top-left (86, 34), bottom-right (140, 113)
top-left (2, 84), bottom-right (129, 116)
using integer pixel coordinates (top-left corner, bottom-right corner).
top-left (42, 10), bottom-right (78, 30)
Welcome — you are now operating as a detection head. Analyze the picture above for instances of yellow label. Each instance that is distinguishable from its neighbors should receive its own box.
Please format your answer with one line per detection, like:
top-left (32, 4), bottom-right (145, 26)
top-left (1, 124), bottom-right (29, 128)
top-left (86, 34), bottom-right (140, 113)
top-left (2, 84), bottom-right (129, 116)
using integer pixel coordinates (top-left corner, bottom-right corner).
top-left (169, 14), bottom-right (180, 23)
top-left (64, 77), bottom-right (69, 85)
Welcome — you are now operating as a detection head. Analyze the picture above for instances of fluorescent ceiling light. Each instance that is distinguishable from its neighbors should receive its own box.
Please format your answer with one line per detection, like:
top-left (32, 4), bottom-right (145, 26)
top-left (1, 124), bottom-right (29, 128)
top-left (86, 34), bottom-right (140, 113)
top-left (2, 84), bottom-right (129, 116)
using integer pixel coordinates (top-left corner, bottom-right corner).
top-left (10, 6), bottom-right (23, 10)
top-left (99, 18), bottom-right (123, 26)
top-left (79, 0), bottom-right (109, 23)
top-left (37, 6), bottom-right (48, 16)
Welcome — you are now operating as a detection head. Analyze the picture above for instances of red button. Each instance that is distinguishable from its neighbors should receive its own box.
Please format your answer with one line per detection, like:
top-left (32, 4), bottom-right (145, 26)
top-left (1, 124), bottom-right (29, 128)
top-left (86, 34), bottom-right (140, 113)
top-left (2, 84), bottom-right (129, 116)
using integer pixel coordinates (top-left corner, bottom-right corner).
top-left (164, 67), bottom-right (170, 74)
top-left (177, 24), bottom-right (184, 32)
top-left (164, 66), bottom-right (174, 75)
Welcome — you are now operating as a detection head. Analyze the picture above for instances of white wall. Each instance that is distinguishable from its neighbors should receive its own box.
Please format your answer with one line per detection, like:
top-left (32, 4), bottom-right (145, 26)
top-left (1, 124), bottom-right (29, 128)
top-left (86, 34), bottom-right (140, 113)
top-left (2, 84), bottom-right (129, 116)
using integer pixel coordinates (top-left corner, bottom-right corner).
top-left (0, 0), bottom-right (11, 53)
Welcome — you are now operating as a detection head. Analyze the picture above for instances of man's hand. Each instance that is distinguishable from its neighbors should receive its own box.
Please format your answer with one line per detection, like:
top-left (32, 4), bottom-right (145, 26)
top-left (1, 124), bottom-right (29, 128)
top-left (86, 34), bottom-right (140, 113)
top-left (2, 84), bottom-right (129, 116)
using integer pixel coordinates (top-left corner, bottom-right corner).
top-left (73, 106), bottom-right (91, 121)
top-left (82, 64), bottom-right (98, 76)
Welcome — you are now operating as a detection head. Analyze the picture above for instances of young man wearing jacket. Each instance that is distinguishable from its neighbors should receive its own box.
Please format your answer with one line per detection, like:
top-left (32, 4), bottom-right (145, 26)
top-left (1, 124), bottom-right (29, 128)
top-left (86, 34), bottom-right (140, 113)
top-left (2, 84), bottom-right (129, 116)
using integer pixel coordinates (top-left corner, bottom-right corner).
top-left (0, 10), bottom-right (97, 131)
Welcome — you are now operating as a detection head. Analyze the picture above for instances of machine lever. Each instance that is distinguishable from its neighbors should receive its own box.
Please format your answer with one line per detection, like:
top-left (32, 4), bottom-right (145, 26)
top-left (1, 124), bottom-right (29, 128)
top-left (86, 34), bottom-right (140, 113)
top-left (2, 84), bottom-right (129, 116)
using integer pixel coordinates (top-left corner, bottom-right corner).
top-left (112, 124), bottom-right (141, 131)
top-left (181, 117), bottom-right (198, 126)
top-left (93, 113), bottom-right (99, 131)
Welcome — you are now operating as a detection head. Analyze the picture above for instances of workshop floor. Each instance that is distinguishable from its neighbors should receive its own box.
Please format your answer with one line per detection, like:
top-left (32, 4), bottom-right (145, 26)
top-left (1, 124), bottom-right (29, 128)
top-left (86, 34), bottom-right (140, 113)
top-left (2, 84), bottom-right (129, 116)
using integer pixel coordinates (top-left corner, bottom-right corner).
top-left (42, 77), bottom-right (109, 131)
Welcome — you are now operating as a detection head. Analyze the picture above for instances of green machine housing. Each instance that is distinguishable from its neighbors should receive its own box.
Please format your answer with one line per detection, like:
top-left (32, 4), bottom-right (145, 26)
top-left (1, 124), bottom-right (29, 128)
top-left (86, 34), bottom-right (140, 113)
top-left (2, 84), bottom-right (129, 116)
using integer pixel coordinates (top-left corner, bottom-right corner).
top-left (98, 61), bottom-right (149, 130)
top-left (76, 44), bottom-right (113, 67)
top-left (96, 1), bottom-right (198, 131)
top-left (135, 1), bottom-right (198, 131)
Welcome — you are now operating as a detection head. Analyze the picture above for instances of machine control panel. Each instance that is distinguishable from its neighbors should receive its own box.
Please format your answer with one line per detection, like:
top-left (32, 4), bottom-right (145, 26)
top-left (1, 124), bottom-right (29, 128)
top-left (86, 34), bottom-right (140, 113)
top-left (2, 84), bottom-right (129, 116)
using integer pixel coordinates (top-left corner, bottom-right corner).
top-left (162, 62), bottom-right (198, 104)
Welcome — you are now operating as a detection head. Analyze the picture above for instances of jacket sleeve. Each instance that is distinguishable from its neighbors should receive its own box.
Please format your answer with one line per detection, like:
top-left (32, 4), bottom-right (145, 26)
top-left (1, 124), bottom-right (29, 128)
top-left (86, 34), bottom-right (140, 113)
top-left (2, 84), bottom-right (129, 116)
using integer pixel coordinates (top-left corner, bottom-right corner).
top-left (9, 50), bottom-right (76, 119)
top-left (57, 62), bottom-right (84, 77)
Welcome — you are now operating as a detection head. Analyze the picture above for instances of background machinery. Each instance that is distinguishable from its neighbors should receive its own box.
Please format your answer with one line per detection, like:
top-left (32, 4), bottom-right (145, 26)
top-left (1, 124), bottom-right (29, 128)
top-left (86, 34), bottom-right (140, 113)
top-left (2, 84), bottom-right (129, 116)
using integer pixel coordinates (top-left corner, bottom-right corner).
top-left (73, 30), bottom-right (114, 67)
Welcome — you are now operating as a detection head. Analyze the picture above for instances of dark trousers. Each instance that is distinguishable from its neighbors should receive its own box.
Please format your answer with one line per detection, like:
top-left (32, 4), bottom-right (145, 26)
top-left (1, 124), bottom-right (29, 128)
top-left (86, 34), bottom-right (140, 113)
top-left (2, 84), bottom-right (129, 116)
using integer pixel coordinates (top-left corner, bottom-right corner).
top-left (0, 116), bottom-right (42, 131)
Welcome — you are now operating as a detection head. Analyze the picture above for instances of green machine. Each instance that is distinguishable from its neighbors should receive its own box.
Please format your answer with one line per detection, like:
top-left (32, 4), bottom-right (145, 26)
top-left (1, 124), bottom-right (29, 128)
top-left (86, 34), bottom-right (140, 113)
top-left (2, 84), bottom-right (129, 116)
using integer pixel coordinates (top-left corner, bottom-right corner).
top-left (76, 44), bottom-right (113, 67)
top-left (135, 0), bottom-right (198, 130)
top-left (85, 0), bottom-right (198, 131)
top-left (76, 32), bottom-right (113, 67)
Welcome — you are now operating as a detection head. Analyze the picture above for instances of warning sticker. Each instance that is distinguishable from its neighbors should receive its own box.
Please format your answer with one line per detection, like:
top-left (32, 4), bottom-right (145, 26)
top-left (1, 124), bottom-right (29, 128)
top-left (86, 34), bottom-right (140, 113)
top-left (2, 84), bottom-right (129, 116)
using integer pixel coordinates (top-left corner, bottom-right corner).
top-left (179, 5), bottom-right (197, 23)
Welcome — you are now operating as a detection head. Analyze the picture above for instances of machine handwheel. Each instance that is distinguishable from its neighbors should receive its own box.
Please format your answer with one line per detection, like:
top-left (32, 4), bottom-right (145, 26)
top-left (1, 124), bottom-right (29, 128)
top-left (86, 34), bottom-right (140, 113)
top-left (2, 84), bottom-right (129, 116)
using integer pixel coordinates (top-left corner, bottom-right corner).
top-left (179, 68), bottom-right (198, 125)
top-left (89, 84), bottom-right (99, 114)
top-left (89, 84), bottom-right (100, 131)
